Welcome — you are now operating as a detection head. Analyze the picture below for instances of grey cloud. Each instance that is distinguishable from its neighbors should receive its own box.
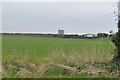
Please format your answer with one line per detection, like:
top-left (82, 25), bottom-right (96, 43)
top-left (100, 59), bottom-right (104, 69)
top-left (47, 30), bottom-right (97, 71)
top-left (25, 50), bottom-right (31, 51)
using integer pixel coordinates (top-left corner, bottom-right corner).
top-left (2, 2), bottom-right (117, 34)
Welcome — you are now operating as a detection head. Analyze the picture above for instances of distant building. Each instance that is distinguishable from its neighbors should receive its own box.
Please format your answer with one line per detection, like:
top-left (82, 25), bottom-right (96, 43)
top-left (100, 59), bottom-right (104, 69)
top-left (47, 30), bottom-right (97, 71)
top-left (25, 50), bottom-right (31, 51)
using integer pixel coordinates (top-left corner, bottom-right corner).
top-left (82, 34), bottom-right (97, 38)
top-left (58, 30), bottom-right (64, 35)
top-left (58, 30), bottom-right (64, 37)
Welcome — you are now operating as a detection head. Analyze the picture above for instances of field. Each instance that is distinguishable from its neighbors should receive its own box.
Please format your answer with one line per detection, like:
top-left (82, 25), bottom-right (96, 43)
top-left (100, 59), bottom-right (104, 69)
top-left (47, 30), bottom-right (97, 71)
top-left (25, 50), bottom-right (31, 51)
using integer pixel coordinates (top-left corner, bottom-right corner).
top-left (2, 35), bottom-right (118, 78)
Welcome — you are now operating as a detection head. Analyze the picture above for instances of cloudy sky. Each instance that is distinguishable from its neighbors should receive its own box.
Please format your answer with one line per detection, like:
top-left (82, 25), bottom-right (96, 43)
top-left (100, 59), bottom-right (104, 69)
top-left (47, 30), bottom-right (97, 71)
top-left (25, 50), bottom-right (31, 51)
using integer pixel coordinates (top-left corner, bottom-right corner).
top-left (1, 1), bottom-right (118, 34)
top-left (2, 0), bottom-right (119, 2)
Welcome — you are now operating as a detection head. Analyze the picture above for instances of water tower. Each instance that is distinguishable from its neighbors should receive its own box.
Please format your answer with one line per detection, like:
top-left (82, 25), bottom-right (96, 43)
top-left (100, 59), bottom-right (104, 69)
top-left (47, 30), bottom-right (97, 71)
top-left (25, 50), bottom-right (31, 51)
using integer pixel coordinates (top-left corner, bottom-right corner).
top-left (58, 30), bottom-right (64, 37)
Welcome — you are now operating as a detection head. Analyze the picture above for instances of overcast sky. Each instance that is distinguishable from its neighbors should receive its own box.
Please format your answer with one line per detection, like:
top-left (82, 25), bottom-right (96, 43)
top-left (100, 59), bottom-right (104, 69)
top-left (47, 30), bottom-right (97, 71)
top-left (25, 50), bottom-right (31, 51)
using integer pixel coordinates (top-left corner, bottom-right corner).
top-left (2, 2), bottom-right (118, 34)
top-left (2, 0), bottom-right (119, 2)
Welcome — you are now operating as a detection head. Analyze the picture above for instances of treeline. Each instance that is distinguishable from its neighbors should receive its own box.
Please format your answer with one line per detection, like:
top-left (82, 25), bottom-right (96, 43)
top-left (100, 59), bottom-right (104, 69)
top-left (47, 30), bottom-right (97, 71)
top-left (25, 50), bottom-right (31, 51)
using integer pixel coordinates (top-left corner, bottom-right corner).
top-left (63, 33), bottom-right (112, 38)
top-left (97, 33), bottom-right (112, 38)
top-left (2, 33), bottom-right (113, 39)
top-left (2, 33), bottom-right (58, 37)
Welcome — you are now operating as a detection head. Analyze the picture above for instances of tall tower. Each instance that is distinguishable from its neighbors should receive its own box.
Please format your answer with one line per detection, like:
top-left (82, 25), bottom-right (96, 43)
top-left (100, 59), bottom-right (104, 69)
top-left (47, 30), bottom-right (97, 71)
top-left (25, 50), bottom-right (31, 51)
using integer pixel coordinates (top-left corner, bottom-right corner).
top-left (58, 30), bottom-right (64, 35)
top-left (58, 30), bottom-right (64, 37)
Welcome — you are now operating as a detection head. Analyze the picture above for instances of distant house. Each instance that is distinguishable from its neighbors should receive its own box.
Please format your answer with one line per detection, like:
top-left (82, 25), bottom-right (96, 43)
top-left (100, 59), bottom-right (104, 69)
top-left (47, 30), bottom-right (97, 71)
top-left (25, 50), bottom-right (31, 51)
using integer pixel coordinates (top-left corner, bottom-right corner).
top-left (82, 34), bottom-right (97, 38)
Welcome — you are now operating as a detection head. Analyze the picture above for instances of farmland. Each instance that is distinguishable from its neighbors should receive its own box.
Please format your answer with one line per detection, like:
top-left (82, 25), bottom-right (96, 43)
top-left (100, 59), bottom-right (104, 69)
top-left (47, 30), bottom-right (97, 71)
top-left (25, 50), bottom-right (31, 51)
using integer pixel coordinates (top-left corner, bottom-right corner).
top-left (2, 35), bottom-right (118, 78)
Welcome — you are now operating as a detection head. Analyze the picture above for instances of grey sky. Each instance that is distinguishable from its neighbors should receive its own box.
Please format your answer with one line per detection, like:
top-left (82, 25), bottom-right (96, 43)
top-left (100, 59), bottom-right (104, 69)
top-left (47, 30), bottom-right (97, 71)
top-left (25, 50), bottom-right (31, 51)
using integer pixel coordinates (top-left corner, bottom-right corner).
top-left (0, 2), bottom-right (2, 32)
top-left (2, 2), bottom-right (118, 34)
top-left (2, 0), bottom-right (119, 2)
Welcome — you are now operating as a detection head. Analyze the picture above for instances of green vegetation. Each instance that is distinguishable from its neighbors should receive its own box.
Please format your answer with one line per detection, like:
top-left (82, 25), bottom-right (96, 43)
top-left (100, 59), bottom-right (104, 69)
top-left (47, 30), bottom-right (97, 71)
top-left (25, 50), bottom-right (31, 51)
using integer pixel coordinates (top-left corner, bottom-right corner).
top-left (112, 14), bottom-right (120, 77)
top-left (2, 35), bottom-right (118, 78)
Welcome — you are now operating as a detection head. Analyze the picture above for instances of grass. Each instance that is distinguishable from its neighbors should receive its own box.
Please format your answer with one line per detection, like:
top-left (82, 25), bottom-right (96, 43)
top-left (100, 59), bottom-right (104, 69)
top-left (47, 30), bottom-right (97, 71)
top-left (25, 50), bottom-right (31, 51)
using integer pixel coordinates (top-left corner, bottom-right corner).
top-left (2, 35), bottom-right (117, 78)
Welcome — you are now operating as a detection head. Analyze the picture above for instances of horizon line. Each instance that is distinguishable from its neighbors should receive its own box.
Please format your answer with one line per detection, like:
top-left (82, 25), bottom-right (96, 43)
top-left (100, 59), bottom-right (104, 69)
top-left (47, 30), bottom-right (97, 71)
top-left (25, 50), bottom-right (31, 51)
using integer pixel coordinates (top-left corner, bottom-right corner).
top-left (1, 32), bottom-right (113, 35)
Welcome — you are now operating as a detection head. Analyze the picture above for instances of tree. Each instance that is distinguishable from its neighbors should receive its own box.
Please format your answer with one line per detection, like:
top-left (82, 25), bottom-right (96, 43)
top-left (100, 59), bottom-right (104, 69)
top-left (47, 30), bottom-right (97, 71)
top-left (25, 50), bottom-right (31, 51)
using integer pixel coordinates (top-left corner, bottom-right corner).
top-left (109, 30), bottom-right (114, 37)
top-left (97, 33), bottom-right (108, 38)
top-left (111, 1), bottom-right (120, 77)
top-left (112, 28), bottom-right (120, 61)
top-left (112, 1), bottom-right (120, 64)
top-left (109, 30), bottom-right (113, 34)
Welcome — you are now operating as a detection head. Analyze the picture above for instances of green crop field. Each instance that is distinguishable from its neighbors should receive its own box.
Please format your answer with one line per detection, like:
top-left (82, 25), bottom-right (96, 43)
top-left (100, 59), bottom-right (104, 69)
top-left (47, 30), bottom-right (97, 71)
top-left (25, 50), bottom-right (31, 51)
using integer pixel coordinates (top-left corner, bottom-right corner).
top-left (2, 35), bottom-right (118, 78)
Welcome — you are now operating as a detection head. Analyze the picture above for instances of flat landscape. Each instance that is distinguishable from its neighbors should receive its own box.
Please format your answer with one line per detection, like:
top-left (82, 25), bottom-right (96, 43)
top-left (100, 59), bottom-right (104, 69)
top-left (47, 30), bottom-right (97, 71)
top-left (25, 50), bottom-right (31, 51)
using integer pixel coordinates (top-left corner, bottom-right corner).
top-left (2, 35), bottom-right (117, 78)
